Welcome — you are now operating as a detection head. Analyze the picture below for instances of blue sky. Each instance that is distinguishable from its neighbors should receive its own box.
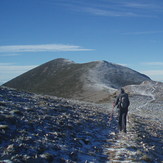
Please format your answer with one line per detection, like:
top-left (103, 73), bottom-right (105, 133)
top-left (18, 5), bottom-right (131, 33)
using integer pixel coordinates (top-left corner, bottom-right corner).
top-left (0, 0), bottom-right (163, 84)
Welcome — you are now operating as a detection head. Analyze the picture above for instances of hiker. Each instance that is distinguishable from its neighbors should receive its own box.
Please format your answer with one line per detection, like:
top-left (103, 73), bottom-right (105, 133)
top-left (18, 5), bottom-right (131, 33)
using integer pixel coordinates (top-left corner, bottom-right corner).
top-left (113, 88), bottom-right (130, 133)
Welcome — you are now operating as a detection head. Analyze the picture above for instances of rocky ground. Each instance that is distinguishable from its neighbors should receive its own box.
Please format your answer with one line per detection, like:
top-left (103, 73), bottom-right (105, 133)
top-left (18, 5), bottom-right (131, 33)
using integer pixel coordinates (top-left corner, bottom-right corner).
top-left (0, 86), bottom-right (162, 163)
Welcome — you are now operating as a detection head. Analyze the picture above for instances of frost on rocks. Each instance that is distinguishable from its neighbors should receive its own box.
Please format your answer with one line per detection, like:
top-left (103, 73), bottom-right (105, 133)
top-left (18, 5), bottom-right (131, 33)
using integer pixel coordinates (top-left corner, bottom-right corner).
top-left (0, 86), bottom-right (162, 163)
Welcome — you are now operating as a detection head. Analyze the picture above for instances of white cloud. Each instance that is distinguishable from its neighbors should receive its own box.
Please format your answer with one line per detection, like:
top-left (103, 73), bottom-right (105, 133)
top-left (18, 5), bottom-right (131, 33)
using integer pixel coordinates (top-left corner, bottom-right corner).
top-left (142, 70), bottom-right (163, 76)
top-left (123, 2), bottom-right (160, 9)
top-left (0, 65), bottom-right (37, 73)
top-left (0, 63), bottom-right (15, 66)
top-left (141, 70), bottom-right (163, 81)
top-left (0, 53), bottom-right (21, 56)
top-left (55, 0), bottom-right (161, 18)
top-left (123, 30), bottom-right (163, 35)
top-left (84, 7), bottom-right (141, 17)
top-left (0, 44), bottom-right (94, 53)
top-left (141, 62), bottom-right (163, 66)
top-left (139, 62), bottom-right (163, 81)
top-left (0, 64), bottom-right (37, 84)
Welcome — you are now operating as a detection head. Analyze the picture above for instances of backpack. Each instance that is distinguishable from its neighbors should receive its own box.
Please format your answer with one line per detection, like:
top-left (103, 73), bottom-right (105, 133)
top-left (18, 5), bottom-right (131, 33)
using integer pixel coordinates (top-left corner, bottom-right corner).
top-left (119, 93), bottom-right (129, 109)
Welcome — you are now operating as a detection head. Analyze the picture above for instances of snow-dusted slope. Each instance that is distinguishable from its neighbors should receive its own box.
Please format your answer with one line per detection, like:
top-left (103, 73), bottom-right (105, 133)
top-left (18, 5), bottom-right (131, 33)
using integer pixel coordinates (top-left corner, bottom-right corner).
top-left (125, 80), bottom-right (163, 101)
top-left (0, 86), bottom-right (162, 162)
top-left (123, 81), bottom-right (163, 123)
top-left (84, 60), bottom-right (150, 89)
top-left (82, 60), bottom-right (151, 101)
top-left (3, 58), bottom-right (150, 103)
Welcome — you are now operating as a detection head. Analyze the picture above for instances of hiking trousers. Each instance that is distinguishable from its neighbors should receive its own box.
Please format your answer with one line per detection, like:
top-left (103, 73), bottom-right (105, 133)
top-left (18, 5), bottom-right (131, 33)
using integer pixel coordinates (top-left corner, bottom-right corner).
top-left (118, 109), bottom-right (128, 133)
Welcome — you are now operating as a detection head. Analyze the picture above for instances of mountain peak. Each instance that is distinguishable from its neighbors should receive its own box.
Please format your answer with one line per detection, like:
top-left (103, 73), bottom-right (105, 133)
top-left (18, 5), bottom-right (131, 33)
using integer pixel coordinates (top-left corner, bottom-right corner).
top-left (4, 58), bottom-right (151, 102)
top-left (53, 58), bottom-right (75, 64)
top-left (47, 58), bottom-right (75, 66)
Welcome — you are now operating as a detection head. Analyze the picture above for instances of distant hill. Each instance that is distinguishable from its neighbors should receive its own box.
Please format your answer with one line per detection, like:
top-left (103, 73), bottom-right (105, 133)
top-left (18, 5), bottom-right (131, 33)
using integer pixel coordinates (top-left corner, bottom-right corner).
top-left (3, 58), bottom-right (151, 102)
top-left (125, 80), bottom-right (163, 101)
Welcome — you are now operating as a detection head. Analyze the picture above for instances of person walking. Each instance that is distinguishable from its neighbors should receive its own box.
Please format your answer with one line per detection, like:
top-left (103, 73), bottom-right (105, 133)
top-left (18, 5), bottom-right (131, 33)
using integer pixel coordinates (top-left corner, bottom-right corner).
top-left (113, 88), bottom-right (130, 133)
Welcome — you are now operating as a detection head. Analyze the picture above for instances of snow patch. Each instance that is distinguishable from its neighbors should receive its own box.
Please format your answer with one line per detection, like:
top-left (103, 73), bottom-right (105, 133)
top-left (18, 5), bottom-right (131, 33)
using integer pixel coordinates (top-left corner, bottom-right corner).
top-left (62, 58), bottom-right (75, 64)
top-left (84, 61), bottom-right (120, 92)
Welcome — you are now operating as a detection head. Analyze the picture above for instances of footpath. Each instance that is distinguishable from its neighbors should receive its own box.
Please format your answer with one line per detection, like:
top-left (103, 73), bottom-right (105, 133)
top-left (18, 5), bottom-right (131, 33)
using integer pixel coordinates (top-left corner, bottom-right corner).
top-left (103, 114), bottom-right (163, 163)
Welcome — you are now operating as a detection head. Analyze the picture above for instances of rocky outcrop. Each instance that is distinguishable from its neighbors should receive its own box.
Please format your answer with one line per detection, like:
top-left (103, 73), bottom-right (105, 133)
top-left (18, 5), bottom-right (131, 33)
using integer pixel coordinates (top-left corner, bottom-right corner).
top-left (0, 86), bottom-right (162, 162)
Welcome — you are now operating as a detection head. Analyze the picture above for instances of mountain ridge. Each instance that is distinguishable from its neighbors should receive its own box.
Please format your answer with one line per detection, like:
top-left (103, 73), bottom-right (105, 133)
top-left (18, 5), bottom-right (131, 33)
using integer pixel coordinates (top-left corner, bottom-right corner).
top-left (3, 58), bottom-right (151, 102)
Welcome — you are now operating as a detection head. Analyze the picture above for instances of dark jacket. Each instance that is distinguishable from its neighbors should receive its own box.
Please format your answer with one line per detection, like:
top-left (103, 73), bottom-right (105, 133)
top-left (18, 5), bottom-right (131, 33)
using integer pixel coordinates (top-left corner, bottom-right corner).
top-left (115, 92), bottom-right (130, 112)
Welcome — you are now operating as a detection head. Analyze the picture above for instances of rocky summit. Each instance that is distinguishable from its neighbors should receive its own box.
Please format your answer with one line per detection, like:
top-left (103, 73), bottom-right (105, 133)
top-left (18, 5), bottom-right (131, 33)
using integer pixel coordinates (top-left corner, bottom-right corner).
top-left (3, 58), bottom-right (151, 103)
top-left (0, 86), bottom-right (162, 163)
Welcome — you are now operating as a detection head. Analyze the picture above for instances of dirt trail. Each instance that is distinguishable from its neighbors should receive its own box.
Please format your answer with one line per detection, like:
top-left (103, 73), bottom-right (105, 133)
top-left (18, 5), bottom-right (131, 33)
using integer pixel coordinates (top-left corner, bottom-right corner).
top-left (102, 89), bottom-right (162, 163)
top-left (103, 114), bottom-right (163, 163)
